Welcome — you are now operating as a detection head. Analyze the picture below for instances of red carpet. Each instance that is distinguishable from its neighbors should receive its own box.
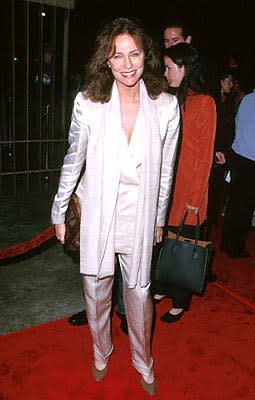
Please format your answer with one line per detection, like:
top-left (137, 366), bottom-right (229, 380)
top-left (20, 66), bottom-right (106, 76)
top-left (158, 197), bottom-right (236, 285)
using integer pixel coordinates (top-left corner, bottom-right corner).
top-left (1, 229), bottom-right (255, 399)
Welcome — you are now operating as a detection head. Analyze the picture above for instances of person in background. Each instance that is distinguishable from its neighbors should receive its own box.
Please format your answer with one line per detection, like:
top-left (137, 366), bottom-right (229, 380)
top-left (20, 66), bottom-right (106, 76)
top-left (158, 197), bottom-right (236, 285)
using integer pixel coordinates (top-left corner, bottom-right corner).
top-left (163, 18), bottom-right (192, 48)
top-left (214, 69), bottom-right (235, 162)
top-left (31, 44), bottom-right (53, 171)
top-left (232, 69), bottom-right (249, 111)
top-left (220, 81), bottom-right (255, 258)
top-left (162, 17), bottom-right (218, 95)
top-left (34, 46), bottom-right (52, 87)
top-left (51, 17), bottom-right (180, 395)
top-left (153, 43), bottom-right (216, 323)
top-left (205, 68), bottom-right (236, 240)
top-left (33, 45), bottom-right (53, 127)
top-left (161, 17), bottom-right (217, 281)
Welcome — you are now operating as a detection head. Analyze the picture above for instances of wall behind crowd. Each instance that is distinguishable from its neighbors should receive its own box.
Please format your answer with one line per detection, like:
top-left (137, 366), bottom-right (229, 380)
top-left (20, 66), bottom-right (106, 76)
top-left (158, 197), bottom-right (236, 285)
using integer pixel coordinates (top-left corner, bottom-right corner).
top-left (68, 0), bottom-right (255, 88)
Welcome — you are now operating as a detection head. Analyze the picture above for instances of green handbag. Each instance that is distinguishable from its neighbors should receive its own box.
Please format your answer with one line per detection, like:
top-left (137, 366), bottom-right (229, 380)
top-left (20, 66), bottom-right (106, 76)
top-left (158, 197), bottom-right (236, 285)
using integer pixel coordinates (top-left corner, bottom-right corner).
top-left (155, 210), bottom-right (212, 295)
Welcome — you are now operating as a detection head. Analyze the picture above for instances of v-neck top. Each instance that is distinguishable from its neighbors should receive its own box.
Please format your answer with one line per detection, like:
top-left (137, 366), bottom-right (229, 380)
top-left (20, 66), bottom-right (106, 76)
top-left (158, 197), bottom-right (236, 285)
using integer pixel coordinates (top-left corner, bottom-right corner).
top-left (114, 112), bottom-right (142, 254)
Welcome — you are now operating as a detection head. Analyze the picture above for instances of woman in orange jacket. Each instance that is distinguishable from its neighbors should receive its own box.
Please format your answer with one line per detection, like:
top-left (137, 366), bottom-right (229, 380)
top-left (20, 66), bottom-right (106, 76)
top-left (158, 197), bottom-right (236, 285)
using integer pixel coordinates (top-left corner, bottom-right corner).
top-left (154, 43), bottom-right (216, 323)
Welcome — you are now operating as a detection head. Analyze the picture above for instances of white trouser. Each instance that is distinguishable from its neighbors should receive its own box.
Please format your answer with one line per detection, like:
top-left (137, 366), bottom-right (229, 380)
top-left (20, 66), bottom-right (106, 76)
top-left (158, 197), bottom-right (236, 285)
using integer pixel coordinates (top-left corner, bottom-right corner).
top-left (82, 253), bottom-right (153, 377)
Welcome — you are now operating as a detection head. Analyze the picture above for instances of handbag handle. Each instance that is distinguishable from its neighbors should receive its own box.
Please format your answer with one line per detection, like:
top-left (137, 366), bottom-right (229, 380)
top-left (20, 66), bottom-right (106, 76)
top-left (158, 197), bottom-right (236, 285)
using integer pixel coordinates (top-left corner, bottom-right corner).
top-left (174, 210), bottom-right (201, 257)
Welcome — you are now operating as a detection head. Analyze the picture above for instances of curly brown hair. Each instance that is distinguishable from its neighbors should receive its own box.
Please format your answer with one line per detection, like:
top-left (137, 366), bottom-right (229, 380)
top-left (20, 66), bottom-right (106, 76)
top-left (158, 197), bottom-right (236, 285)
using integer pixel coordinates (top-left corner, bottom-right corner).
top-left (83, 17), bottom-right (168, 102)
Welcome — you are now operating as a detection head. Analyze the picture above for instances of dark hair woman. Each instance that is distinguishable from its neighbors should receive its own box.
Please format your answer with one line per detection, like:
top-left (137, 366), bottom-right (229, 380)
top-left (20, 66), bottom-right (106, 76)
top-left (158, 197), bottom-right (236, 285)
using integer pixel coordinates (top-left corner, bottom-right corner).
top-left (154, 43), bottom-right (216, 323)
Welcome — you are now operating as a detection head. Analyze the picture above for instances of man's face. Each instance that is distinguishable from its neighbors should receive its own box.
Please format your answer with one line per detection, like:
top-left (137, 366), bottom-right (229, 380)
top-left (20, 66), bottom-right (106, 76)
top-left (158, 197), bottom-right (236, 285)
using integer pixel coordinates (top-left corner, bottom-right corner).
top-left (164, 27), bottom-right (190, 48)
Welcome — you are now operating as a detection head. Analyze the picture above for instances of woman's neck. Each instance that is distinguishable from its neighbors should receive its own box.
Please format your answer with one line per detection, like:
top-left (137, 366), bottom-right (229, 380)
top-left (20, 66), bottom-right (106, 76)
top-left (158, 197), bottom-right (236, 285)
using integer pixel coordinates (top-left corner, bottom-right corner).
top-left (117, 81), bottom-right (140, 103)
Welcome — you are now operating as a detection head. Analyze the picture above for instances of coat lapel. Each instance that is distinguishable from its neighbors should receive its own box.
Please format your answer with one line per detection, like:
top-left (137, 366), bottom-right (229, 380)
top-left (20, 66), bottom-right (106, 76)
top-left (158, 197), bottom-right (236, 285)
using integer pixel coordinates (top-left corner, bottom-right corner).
top-left (98, 82), bottom-right (122, 266)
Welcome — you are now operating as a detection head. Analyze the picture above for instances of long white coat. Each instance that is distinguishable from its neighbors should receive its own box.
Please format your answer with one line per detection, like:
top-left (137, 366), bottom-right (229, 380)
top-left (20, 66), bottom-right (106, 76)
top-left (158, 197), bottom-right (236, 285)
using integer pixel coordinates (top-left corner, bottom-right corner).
top-left (51, 81), bottom-right (180, 288)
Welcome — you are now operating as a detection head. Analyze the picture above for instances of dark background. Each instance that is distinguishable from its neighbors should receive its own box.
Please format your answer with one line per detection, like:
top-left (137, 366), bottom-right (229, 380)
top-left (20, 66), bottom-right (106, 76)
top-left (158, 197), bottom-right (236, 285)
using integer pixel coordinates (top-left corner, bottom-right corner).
top-left (0, 0), bottom-right (255, 194)
top-left (69, 0), bottom-right (255, 75)
top-left (1, 0), bottom-right (255, 86)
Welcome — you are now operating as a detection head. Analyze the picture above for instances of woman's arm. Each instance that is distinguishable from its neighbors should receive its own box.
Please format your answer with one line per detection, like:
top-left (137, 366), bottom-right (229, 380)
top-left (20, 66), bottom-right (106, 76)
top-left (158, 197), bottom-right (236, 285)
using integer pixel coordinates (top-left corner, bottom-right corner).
top-left (156, 95), bottom-right (180, 228)
top-left (51, 92), bottom-right (89, 225)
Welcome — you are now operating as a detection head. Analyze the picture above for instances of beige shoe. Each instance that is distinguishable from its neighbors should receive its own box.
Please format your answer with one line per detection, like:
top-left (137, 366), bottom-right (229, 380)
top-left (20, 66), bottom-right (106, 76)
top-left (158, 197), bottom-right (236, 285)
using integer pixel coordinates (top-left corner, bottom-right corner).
top-left (92, 364), bottom-right (108, 382)
top-left (140, 375), bottom-right (156, 396)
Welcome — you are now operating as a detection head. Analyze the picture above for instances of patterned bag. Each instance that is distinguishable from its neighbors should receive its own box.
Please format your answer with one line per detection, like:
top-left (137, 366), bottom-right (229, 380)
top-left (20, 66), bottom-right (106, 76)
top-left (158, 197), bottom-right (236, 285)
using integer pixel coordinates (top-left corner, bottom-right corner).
top-left (64, 193), bottom-right (81, 252)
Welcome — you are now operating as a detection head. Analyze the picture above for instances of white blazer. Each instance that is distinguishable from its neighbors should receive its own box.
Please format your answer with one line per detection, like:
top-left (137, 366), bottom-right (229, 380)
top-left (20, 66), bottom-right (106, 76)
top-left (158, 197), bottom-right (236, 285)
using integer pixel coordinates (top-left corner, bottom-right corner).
top-left (51, 80), bottom-right (180, 288)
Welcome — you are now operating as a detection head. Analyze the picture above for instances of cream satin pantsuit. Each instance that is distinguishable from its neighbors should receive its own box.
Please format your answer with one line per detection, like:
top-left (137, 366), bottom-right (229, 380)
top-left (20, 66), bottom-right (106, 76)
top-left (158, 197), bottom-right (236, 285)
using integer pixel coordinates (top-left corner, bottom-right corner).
top-left (51, 81), bottom-right (180, 378)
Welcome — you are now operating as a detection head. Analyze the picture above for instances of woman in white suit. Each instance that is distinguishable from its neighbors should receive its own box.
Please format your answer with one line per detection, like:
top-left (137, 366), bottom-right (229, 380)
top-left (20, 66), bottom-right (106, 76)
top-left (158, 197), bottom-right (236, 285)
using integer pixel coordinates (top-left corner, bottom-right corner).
top-left (51, 17), bottom-right (180, 395)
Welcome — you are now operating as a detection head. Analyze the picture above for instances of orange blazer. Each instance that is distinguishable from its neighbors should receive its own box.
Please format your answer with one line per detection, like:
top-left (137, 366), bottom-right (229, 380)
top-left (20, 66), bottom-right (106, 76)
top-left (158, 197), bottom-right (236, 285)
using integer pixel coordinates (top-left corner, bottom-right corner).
top-left (168, 93), bottom-right (216, 227)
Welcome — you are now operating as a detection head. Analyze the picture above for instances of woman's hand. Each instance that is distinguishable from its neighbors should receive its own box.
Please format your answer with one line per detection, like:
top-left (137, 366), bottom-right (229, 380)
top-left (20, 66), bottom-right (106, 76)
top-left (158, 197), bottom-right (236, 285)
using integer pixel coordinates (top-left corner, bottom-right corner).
top-left (156, 226), bottom-right (163, 243)
top-left (215, 151), bottom-right (226, 165)
top-left (54, 223), bottom-right (66, 244)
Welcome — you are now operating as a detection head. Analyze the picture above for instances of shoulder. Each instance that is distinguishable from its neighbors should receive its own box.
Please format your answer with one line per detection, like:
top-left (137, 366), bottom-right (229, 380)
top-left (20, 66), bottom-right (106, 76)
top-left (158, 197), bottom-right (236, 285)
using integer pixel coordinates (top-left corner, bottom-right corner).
top-left (155, 92), bottom-right (179, 110)
top-left (188, 93), bottom-right (216, 111)
top-left (237, 91), bottom-right (255, 116)
top-left (193, 93), bottom-right (215, 105)
top-left (71, 91), bottom-right (102, 128)
top-left (74, 91), bottom-right (97, 108)
top-left (240, 91), bottom-right (255, 105)
top-left (73, 91), bottom-right (102, 114)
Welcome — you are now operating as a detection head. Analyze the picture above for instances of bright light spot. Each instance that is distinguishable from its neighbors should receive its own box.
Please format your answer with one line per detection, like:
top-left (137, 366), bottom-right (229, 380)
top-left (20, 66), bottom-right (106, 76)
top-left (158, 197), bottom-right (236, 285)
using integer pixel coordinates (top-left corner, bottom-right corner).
top-left (41, 12), bottom-right (46, 17)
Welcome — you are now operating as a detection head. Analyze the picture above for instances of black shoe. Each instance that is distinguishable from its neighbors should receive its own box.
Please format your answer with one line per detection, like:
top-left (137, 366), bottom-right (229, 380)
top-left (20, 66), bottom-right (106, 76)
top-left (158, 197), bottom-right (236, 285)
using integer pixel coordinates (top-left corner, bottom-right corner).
top-left (228, 249), bottom-right (250, 258)
top-left (160, 310), bottom-right (184, 324)
top-left (116, 312), bottom-right (128, 335)
top-left (120, 318), bottom-right (128, 335)
top-left (206, 271), bottom-right (217, 283)
top-left (68, 310), bottom-right (88, 326)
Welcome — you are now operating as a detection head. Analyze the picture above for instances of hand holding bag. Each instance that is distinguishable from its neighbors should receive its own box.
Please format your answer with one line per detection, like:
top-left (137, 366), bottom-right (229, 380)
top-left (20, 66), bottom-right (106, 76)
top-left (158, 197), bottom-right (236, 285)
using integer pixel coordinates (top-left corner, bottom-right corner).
top-left (64, 193), bottom-right (81, 252)
top-left (155, 210), bottom-right (212, 295)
